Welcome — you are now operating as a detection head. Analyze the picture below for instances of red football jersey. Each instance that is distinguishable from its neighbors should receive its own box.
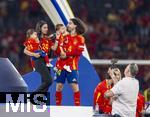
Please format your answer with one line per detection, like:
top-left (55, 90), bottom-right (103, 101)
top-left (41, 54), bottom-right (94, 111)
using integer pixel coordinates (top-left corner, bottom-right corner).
top-left (136, 93), bottom-right (145, 117)
top-left (94, 80), bottom-right (112, 114)
top-left (55, 34), bottom-right (84, 70)
top-left (23, 38), bottom-right (40, 52)
top-left (55, 34), bottom-right (68, 69)
top-left (40, 37), bottom-right (53, 53)
top-left (64, 34), bottom-right (85, 70)
top-left (54, 34), bottom-right (68, 56)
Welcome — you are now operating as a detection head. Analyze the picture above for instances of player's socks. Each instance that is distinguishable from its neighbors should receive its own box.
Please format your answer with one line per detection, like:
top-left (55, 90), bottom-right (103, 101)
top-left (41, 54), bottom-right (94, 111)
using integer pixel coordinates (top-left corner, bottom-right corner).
top-left (74, 91), bottom-right (80, 106)
top-left (55, 91), bottom-right (62, 105)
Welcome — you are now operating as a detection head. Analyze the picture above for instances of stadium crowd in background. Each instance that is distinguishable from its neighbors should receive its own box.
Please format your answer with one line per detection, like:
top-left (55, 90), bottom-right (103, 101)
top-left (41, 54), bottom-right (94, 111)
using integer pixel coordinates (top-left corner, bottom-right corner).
top-left (0, 0), bottom-right (149, 97)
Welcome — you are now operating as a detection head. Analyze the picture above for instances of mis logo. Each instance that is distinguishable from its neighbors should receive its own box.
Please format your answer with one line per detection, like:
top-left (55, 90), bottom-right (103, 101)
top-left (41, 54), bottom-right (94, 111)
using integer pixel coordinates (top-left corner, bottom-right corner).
top-left (0, 92), bottom-right (50, 112)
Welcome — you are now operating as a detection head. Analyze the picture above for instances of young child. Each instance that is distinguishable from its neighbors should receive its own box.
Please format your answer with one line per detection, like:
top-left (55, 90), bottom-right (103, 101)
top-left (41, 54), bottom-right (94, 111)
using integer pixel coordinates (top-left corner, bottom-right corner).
top-left (24, 29), bottom-right (53, 70)
top-left (54, 24), bottom-right (72, 72)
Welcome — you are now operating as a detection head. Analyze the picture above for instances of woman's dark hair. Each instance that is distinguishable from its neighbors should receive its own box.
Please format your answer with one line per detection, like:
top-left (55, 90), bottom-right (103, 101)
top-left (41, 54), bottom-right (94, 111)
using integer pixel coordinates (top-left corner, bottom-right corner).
top-left (35, 20), bottom-right (48, 38)
top-left (26, 29), bottom-right (35, 38)
top-left (70, 18), bottom-right (87, 35)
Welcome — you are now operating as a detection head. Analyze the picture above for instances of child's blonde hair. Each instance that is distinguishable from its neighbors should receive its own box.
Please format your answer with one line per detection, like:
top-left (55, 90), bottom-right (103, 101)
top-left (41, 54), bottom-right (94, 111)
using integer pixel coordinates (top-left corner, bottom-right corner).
top-left (26, 29), bottom-right (35, 38)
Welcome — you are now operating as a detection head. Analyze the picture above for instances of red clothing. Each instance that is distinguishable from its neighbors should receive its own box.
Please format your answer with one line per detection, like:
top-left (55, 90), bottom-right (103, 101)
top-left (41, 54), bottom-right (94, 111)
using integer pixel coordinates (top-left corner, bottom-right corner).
top-left (54, 34), bottom-right (67, 56)
top-left (56, 34), bottom-right (85, 70)
top-left (58, 34), bottom-right (65, 46)
top-left (55, 34), bottom-right (68, 70)
top-left (40, 37), bottom-right (53, 53)
top-left (23, 38), bottom-right (40, 52)
top-left (136, 93), bottom-right (145, 117)
top-left (94, 80), bottom-right (112, 114)
top-left (24, 37), bottom-right (53, 53)
top-left (24, 37), bottom-right (53, 68)
top-left (65, 35), bottom-right (85, 57)
top-left (55, 57), bottom-right (66, 70)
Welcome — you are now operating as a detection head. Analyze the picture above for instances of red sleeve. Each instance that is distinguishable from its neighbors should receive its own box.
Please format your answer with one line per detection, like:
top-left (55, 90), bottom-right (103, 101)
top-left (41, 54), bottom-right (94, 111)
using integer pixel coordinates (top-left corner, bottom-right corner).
top-left (93, 82), bottom-right (105, 112)
top-left (58, 34), bottom-right (64, 45)
top-left (23, 39), bottom-right (30, 46)
top-left (54, 34), bottom-right (64, 56)
top-left (94, 83), bottom-right (102, 106)
top-left (23, 39), bottom-right (36, 52)
top-left (66, 36), bottom-right (85, 56)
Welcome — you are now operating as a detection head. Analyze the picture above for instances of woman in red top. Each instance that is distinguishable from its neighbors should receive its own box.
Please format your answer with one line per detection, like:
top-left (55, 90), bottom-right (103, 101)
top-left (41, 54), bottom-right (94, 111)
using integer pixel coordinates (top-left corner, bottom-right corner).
top-left (24, 29), bottom-right (53, 70)
top-left (24, 20), bottom-right (58, 93)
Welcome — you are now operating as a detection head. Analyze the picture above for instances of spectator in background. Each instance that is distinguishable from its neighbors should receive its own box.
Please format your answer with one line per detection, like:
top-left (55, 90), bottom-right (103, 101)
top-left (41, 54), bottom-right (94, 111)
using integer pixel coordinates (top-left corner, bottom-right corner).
top-left (144, 88), bottom-right (150, 102)
top-left (144, 88), bottom-right (150, 116)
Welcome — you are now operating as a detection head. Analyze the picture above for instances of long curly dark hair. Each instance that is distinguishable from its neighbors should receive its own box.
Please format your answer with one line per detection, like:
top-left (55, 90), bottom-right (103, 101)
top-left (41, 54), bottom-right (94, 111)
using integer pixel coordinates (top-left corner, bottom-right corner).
top-left (70, 18), bottom-right (87, 35)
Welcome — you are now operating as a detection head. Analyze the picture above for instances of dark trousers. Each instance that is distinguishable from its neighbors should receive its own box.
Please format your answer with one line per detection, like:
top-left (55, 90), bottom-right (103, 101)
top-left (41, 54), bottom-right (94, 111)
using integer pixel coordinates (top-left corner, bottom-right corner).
top-left (34, 58), bottom-right (53, 92)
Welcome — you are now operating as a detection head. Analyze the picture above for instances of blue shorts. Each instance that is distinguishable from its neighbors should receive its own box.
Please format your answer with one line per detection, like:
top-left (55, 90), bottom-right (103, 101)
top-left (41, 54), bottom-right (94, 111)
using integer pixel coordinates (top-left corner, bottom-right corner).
top-left (55, 70), bottom-right (79, 84)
